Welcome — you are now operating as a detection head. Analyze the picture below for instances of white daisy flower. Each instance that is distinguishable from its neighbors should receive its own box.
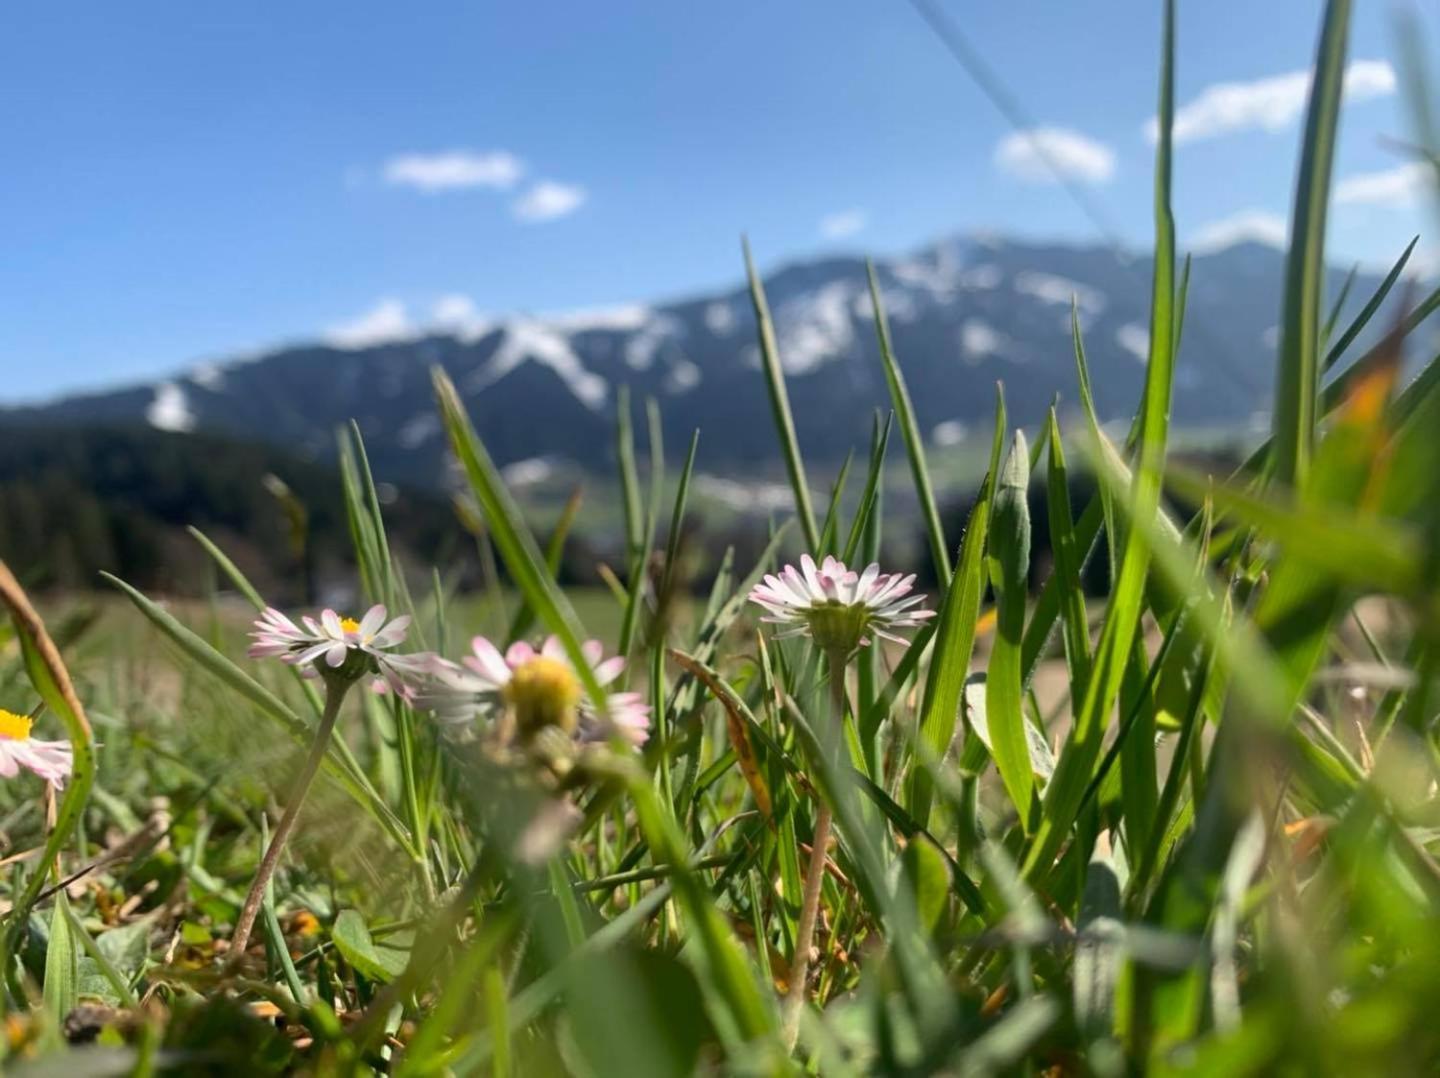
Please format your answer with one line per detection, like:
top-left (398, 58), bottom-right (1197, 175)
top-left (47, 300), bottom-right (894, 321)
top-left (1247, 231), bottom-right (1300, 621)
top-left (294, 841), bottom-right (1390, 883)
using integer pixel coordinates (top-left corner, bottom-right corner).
top-left (419, 635), bottom-right (650, 747)
top-left (749, 553), bottom-right (935, 653)
top-left (0, 708), bottom-right (73, 789)
top-left (247, 604), bottom-right (433, 695)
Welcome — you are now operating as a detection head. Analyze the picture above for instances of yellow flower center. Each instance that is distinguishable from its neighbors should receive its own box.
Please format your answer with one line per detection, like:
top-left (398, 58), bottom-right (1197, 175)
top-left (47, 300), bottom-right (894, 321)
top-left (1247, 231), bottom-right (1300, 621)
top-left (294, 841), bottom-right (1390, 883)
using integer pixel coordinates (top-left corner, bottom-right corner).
top-left (504, 656), bottom-right (581, 736)
top-left (0, 709), bottom-right (33, 742)
top-left (339, 617), bottom-right (362, 634)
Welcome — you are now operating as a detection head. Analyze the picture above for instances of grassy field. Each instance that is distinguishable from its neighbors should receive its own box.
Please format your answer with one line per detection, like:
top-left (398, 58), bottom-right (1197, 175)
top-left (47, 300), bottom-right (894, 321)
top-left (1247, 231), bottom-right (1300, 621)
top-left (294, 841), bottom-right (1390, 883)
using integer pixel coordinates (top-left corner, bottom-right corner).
top-left (5, 1), bottom-right (1440, 1074)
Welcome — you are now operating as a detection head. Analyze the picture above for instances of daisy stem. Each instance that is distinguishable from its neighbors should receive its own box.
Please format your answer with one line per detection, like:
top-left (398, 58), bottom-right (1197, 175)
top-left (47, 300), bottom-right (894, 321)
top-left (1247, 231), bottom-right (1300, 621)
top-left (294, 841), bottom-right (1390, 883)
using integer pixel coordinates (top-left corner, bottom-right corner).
top-left (782, 647), bottom-right (846, 1051)
top-left (232, 674), bottom-right (352, 960)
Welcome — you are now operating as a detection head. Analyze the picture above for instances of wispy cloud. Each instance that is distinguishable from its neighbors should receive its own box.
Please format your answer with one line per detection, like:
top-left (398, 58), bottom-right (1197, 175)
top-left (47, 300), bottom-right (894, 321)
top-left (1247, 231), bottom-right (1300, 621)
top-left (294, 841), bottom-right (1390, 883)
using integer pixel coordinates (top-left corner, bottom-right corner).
top-left (1335, 161), bottom-right (1431, 207)
top-left (381, 150), bottom-right (525, 193)
top-left (1151, 59), bottom-right (1395, 145)
top-left (819, 208), bottom-right (868, 239)
top-left (1189, 209), bottom-right (1288, 254)
top-left (511, 180), bottom-right (588, 222)
top-left (325, 298), bottom-right (415, 349)
top-left (993, 127), bottom-right (1115, 184)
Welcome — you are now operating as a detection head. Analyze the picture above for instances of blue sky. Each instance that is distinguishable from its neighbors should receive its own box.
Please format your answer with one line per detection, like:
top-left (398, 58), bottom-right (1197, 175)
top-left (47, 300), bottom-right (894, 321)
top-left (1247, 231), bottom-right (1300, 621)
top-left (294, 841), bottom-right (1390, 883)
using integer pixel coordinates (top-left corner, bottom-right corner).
top-left (2, 1), bottom-right (1434, 400)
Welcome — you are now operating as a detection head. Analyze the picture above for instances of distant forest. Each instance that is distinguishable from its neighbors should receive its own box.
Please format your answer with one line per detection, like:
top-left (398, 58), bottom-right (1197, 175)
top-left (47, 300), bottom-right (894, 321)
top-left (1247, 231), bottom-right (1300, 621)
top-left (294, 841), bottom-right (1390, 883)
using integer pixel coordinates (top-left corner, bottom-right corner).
top-left (0, 425), bottom-right (471, 598)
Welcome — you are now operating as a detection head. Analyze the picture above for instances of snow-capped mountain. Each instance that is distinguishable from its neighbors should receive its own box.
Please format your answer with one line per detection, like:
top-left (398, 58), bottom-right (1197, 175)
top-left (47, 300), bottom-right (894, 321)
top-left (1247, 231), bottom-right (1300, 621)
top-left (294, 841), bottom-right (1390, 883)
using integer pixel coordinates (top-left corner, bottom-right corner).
top-left (1, 234), bottom-right (1405, 486)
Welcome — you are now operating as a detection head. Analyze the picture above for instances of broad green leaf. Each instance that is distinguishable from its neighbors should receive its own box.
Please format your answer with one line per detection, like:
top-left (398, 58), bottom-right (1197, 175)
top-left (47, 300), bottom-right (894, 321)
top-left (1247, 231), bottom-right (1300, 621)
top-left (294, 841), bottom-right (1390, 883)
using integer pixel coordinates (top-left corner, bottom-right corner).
top-left (332, 909), bottom-right (409, 983)
top-left (44, 893), bottom-right (78, 1022)
top-left (900, 838), bottom-right (951, 936)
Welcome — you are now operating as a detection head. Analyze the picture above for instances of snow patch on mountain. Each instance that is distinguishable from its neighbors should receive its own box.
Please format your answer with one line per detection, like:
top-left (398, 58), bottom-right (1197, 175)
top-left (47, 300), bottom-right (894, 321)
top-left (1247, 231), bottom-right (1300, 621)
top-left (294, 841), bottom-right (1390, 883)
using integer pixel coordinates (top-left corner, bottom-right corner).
top-left (663, 359), bottom-right (702, 394)
top-left (772, 280), bottom-right (857, 373)
top-left (932, 419), bottom-right (968, 446)
top-left (466, 322), bottom-right (608, 409)
top-left (1015, 271), bottom-right (1106, 313)
top-left (397, 413), bottom-right (441, 449)
top-left (147, 382), bottom-right (195, 432)
top-left (852, 287), bottom-right (918, 324)
top-left (501, 457), bottom-right (557, 486)
top-left (1116, 323), bottom-right (1150, 362)
top-left (549, 305), bottom-right (652, 333)
top-left (188, 362), bottom-right (226, 391)
top-left (961, 319), bottom-right (1007, 362)
top-left (704, 301), bottom-right (739, 336)
top-left (960, 264), bottom-right (1003, 290)
top-left (693, 474), bottom-right (796, 512)
top-left (624, 314), bottom-right (684, 371)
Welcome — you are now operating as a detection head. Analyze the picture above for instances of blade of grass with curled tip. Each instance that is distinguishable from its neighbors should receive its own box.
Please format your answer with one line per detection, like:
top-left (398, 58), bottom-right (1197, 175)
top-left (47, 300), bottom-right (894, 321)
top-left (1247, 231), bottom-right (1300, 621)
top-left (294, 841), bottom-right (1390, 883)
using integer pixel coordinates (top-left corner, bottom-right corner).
top-left (1271, 0), bottom-right (1351, 488)
top-left (0, 561), bottom-right (98, 1010)
top-left (868, 260), bottom-right (951, 582)
top-left (744, 237), bottom-right (820, 553)
top-left (432, 367), bottom-right (608, 711)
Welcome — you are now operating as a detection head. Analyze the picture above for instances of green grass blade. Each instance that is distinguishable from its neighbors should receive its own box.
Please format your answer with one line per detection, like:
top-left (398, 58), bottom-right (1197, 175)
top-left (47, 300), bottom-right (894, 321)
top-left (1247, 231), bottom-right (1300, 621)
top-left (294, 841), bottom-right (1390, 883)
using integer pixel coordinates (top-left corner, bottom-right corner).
top-left (744, 237), bottom-right (820, 552)
top-left (906, 387), bottom-right (1005, 823)
top-left (1322, 237), bottom-right (1416, 372)
top-left (1271, 0), bottom-right (1352, 487)
top-left (507, 486), bottom-right (583, 644)
top-left (842, 412), bottom-right (893, 566)
top-left (432, 368), bottom-right (608, 711)
top-left (1023, 0), bottom-right (1177, 886)
top-left (1044, 410), bottom-right (1093, 705)
top-left (868, 260), bottom-right (951, 581)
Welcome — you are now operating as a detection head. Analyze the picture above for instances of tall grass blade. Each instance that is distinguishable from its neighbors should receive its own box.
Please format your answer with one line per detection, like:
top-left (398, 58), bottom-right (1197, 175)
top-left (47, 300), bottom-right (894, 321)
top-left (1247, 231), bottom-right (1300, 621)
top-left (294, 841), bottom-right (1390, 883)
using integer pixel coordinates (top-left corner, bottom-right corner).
top-left (868, 260), bottom-right (951, 581)
top-left (1271, 0), bottom-right (1352, 487)
top-left (744, 237), bottom-right (820, 552)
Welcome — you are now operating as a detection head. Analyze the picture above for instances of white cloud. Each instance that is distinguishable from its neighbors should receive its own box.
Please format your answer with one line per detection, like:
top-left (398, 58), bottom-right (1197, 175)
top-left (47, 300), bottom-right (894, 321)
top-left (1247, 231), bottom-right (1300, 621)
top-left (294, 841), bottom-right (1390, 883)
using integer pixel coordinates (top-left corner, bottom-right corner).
top-left (1190, 209), bottom-right (1288, 253)
top-left (511, 180), bottom-right (587, 222)
top-left (1152, 59), bottom-right (1395, 145)
top-left (994, 127), bottom-right (1116, 184)
top-left (326, 298), bottom-right (415, 349)
top-left (1335, 161), bottom-right (1431, 206)
top-left (819, 208), bottom-right (868, 239)
top-left (381, 150), bottom-right (525, 193)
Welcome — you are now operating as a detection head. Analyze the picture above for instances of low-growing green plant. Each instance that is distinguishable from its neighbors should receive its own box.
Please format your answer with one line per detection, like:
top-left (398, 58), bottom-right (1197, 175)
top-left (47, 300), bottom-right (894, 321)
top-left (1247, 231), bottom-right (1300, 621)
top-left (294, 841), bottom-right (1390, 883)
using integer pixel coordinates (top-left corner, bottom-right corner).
top-left (4, 0), bottom-right (1440, 1073)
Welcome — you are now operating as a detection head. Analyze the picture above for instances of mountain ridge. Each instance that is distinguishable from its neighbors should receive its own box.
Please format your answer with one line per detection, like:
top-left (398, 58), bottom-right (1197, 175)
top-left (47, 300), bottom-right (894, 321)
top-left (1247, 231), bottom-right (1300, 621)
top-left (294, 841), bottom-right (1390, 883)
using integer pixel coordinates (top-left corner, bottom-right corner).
top-left (1, 233), bottom-right (1406, 487)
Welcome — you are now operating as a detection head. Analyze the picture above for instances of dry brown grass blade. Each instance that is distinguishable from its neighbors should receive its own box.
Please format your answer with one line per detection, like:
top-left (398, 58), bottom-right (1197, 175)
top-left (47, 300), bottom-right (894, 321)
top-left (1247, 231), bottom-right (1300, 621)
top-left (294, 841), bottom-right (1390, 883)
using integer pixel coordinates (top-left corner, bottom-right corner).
top-left (0, 561), bottom-right (93, 745)
top-left (668, 648), bottom-right (774, 823)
